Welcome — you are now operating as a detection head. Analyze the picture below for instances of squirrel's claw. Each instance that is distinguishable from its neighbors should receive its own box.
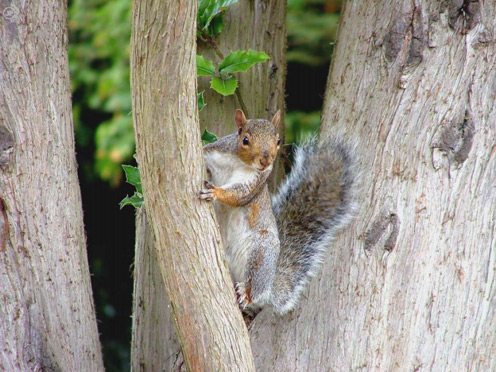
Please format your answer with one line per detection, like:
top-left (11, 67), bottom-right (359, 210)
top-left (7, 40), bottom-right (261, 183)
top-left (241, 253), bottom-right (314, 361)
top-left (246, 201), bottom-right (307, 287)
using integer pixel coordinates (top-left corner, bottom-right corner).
top-left (235, 282), bottom-right (250, 310)
top-left (200, 181), bottom-right (216, 201)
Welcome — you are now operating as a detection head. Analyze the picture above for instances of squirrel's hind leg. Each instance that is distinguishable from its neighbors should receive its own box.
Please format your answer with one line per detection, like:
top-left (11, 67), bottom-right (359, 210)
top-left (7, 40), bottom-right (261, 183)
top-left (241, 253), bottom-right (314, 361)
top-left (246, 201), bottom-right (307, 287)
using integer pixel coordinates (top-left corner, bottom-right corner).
top-left (243, 233), bottom-right (280, 309)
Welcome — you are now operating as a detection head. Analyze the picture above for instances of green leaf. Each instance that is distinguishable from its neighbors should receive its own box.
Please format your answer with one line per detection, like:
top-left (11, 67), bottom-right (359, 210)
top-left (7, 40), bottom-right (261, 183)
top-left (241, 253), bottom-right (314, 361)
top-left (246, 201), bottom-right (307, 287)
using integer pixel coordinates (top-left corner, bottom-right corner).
top-left (207, 13), bottom-right (224, 35)
top-left (122, 165), bottom-right (142, 193)
top-left (120, 165), bottom-right (144, 209)
top-left (218, 50), bottom-right (270, 75)
top-left (202, 129), bottom-right (218, 145)
top-left (198, 91), bottom-right (206, 111)
top-left (210, 76), bottom-right (238, 96)
top-left (198, 0), bottom-right (239, 30)
top-left (120, 193), bottom-right (144, 209)
top-left (197, 55), bottom-right (216, 76)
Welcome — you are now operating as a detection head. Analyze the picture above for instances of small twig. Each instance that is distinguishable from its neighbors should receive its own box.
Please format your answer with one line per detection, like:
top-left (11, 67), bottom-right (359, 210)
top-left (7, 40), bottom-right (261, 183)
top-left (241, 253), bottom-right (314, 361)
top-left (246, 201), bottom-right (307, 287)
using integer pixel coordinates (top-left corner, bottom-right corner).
top-left (206, 36), bottom-right (225, 60)
top-left (234, 90), bottom-right (249, 117)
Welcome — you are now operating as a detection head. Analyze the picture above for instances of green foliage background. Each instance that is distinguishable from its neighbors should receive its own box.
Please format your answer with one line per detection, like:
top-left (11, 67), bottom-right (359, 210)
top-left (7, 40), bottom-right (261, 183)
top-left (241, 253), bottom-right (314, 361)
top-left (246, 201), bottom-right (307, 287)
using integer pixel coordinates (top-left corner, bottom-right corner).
top-left (69, 0), bottom-right (133, 185)
top-left (68, 0), bottom-right (341, 370)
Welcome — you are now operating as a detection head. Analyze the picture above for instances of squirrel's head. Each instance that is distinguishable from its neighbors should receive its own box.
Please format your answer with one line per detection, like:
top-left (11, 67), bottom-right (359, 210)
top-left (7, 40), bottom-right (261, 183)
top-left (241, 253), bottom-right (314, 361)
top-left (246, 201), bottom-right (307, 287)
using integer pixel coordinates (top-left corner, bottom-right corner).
top-left (235, 109), bottom-right (281, 172)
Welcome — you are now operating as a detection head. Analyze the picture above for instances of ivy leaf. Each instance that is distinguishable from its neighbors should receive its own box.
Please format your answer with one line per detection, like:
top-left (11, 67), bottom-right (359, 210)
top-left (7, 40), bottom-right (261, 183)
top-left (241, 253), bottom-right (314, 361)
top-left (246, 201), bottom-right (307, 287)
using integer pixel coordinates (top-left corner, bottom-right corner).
top-left (207, 13), bottom-right (224, 35)
top-left (210, 76), bottom-right (237, 96)
top-left (198, 91), bottom-right (206, 111)
top-left (120, 194), bottom-right (144, 209)
top-left (218, 50), bottom-right (270, 75)
top-left (122, 165), bottom-right (142, 193)
top-left (197, 55), bottom-right (216, 76)
top-left (120, 165), bottom-right (144, 209)
top-left (202, 129), bottom-right (218, 145)
top-left (198, 0), bottom-right (239, 31)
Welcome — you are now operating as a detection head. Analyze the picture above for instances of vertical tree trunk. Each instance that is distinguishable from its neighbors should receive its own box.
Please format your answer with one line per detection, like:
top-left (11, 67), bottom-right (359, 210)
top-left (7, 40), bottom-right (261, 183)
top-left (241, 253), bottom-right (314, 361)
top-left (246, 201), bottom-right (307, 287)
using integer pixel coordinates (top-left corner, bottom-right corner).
top-left (130, 1), bottom-right (255, 371)
top-left (131, 209), bottom-right (185, 371)
top-left (250, 1), bottom-right (496, 371)
top-left (130, 1), bottom-right (286, 370)
top-left (0, 2), bottom-right (104, 371)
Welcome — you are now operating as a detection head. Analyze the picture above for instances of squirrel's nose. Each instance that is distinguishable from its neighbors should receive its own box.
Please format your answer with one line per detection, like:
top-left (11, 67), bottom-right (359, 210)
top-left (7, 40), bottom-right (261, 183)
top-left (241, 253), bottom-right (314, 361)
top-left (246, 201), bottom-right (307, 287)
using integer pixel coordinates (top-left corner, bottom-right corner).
top-left (260, 156), bottom-right (269, 167)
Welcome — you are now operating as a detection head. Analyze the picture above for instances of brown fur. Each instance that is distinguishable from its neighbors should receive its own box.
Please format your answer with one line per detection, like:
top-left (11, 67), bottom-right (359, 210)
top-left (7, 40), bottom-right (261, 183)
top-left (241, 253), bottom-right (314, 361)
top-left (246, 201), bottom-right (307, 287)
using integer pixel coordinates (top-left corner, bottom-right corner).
top-left (214, 187), bottom-right (243, 207)
top-left (236, 118), bottom-right (280, 169)
top-left (248, 202), bottom-right (259, 228)
top-left (245, 280), bottom-right (253, 304)
top-left (253, 251), bottom-right (265, 271)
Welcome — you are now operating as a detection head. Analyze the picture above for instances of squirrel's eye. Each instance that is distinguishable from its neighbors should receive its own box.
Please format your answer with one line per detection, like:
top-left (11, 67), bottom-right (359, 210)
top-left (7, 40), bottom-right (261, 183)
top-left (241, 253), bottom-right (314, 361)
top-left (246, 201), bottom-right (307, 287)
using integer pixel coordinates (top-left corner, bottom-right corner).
top-left (277, 138), bottom-right (281, 146)
top-left (243, 136), bottom-right (249, 145)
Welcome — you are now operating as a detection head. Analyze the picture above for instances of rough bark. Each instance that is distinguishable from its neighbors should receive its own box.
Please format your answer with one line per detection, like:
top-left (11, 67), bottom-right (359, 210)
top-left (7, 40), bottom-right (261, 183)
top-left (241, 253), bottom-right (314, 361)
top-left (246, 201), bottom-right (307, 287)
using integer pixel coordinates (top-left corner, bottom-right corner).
top-left (0, 2), bottom-right (104, 371)
top-left (130, 1), bottom-right (255, 371)
top-left (250, 1), bottom-right (496, 371)
top-left (130, 1), bottom-right (286, 370)
top-left (131, 209), bottom-right (185, 371)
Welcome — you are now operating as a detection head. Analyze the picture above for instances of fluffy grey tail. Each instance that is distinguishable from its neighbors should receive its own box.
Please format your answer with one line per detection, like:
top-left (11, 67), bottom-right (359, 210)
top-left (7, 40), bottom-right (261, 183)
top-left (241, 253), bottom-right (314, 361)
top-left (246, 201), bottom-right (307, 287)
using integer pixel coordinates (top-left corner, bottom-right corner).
top-left (270, 137), bottom-right (358, 314)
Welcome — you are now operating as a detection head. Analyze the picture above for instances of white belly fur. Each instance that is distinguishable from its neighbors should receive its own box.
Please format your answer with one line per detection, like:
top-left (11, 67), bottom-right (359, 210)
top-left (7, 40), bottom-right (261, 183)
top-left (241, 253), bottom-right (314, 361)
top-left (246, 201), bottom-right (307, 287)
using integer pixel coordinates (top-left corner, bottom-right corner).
top-left (205, 151), bottom-right (258, 282)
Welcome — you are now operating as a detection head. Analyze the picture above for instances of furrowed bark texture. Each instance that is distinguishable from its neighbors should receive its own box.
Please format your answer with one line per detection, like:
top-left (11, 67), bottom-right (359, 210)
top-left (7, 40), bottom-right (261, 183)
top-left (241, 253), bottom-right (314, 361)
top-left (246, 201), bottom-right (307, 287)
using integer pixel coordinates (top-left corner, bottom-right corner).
top-left (251, 1), bottom-right (496, 371)
top-left (131, 1), bottom-right (286, 370)
top-left (0, 2), bottom-right (104, 371)
top-left (130, 1), bottom-right (255, 371)
top-left (131, 209), bottom-right (185, 371)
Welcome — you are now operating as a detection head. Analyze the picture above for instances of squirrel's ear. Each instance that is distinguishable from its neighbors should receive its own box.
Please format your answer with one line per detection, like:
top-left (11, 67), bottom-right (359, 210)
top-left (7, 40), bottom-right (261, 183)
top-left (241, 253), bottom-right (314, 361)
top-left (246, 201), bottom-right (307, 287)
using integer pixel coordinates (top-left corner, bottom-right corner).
top-left (271, 110), bottom-right (281, 129)
top-left (235, 109), bottom-right (247, 129)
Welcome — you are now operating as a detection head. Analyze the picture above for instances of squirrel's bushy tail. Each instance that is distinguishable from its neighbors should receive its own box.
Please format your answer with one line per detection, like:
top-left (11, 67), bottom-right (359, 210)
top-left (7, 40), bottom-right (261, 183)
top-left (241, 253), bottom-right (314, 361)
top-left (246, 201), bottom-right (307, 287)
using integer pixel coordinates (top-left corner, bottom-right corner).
top-left (270, 137), bottom-right (358, 314)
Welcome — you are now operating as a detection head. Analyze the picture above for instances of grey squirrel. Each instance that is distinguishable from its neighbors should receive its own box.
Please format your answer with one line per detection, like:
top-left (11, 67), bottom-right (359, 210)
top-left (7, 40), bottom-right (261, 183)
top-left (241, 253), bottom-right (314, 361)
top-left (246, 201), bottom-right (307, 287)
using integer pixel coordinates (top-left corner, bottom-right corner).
top-left (200, 109), bottom-right (357, 315)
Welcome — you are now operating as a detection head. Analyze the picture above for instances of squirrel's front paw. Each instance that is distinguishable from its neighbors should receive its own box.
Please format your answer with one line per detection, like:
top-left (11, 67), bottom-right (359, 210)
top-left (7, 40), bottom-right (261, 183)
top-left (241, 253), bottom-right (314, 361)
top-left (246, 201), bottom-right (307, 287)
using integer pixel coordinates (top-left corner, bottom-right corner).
top-left (235, 282), bottom-right (252, 310)
top-left (200, 181), bottom-right (216, 201)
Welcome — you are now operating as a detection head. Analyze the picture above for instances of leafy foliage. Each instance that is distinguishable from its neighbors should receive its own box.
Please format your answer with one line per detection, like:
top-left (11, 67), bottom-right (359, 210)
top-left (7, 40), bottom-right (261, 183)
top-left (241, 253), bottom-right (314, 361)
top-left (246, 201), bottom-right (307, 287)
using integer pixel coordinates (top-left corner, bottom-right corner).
top-left (69, 0), bottom-right (133, 185)
top-left (287, 0), bottom-right (341, 65)
top-left (198, 50), bottom-right (269, 99)
top-left (196, 1), bottom-right (270, 107)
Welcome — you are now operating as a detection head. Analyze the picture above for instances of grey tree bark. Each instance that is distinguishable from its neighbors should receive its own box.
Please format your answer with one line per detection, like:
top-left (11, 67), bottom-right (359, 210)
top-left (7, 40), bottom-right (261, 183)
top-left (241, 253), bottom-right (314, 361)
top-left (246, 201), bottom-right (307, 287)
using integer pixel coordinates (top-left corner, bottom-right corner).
top-left (130, 1), bottom-right (286, 371)
top-left (130, 1), bottom-right (255, 371)
top-left (250, 1), bottom-right (496, 371)
top-left (131, 209), bottom-right (184, 371)
top-left (0, 2), bottom-right (104, 371)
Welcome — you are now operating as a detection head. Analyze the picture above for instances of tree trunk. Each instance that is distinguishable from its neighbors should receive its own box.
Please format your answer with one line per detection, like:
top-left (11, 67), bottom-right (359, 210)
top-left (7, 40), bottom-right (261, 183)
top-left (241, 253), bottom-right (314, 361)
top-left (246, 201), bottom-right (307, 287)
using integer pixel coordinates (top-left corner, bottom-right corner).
top-left (131, 209), bottom-right (185, 371)
top-left (130, 1), bottom-right (255, 371)
top-left (250, 1), bottom-right (496, 371)
top-left (0, 2), bottom-right (104, 371)
top-left (130, 1), bottom-right (286, 370)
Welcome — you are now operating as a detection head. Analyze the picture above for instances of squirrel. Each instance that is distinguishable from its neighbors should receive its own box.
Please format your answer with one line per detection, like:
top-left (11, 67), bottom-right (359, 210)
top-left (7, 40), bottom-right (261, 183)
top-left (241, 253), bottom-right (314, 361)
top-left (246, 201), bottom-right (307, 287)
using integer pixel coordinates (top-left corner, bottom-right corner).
top-left (200, 109), bottom-right (357, 315)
